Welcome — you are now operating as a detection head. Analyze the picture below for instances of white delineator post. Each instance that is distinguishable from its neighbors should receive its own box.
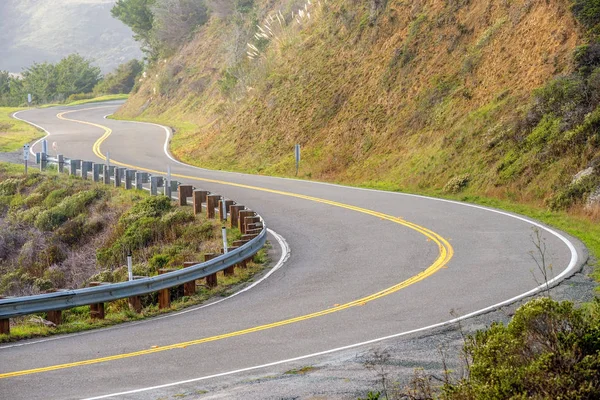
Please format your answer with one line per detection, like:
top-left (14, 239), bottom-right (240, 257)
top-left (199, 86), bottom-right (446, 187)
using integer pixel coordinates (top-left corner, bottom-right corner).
top-left (222, 227), bottom-right (228, 254)
top-left (127, 254), bottom-right (133, 281)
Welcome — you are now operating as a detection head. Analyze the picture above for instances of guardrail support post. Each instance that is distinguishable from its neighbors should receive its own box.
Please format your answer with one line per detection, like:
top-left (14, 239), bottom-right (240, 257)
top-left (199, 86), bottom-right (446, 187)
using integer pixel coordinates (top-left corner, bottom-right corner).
top-left (178, 185), bottom-right (193, 206)
top-left (150, 176), bottom-right (161, 195)
top-left (58, 154), bottom-right (64, 173)
top-left (103, 165), bottom-right (110, 184)
top-left (192, 190), bottom-right (209, 215)
top-left (220, 247), bottom-right (239, 276)
top-left (125, 170), bottom-right (136, 190)
top-left (88, 282), bottom-right (105, 319)
top-left (182, 262), bottom-right (198, 296)
top-left (158, 269), bottom-right (177, 309)
top-left (206, 195), bottom-right (220, 219)
top-left (40, 153), bottom-right (48, 171)
top-left (170, 180), bottom-right (179, 196)
top-left (204, 253), bottom-right (218, 287)
top-left (93, 164), bottom-right (102, 182)
top-left (229, 205), bottom-right (244, 229)
top-left (0, 318), bottom-right (9, 335)
top-left (81, 161), bottom-right (93, 180)
top-left (46, 310), bottom-right (62, 326)
top-left (135, 172), bottom-right (149, 190)
top-left (238, 210), bottom-right (256, 234)
top-left (70, 159), bottom-right (78, 176)
top-left (128, 296), bottom-right (142, 313)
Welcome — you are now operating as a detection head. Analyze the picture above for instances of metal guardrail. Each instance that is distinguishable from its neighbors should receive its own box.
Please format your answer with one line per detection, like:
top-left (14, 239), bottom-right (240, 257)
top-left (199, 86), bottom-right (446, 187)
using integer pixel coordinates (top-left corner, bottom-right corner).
top-left (0, 148), bottom-right (268, 323)
top-left (0, 229), bottom-right (266, 319)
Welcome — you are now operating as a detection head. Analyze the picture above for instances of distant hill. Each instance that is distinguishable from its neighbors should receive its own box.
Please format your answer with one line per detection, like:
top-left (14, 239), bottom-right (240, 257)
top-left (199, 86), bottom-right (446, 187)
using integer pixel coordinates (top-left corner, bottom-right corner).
top-left (0, 0), bottom-right (142, 74)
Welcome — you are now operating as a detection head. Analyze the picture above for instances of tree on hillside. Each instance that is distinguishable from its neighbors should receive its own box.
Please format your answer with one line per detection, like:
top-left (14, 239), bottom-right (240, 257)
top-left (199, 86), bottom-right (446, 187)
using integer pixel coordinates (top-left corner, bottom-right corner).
top-left (55, 54), bottom-right (102, 98)
top-left (151, 0), bottom-right (209, 52)
top-left (20, 55), bottom-right (100, 104)
top-left (112, 0), bottom-right (210, 59)
top-left (21, 62), bottom-right (58, 104)
top-left (94, 59), bottom-right (144, 94)
top-left (111, 0), bottom-right (157, 56)
top-left (0, 71), bottom-right (24, 107)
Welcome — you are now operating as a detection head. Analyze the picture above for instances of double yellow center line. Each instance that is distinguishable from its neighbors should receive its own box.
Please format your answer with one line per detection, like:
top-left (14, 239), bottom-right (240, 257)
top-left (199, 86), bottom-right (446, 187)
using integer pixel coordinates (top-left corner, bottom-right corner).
top-left (0, 109), bottom-right (453, 379)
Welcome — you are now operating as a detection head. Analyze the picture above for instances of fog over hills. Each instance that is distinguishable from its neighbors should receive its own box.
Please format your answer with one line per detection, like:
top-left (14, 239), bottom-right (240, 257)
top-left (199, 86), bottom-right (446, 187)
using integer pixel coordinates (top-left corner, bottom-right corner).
top-left (0, 0), bottom-right (142, 74)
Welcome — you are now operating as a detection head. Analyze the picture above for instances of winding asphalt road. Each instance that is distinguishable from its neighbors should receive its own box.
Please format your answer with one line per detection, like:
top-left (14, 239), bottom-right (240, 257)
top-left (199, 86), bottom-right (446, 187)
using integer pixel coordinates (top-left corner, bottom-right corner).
top-left (0, 102), bottom-right (587, 399)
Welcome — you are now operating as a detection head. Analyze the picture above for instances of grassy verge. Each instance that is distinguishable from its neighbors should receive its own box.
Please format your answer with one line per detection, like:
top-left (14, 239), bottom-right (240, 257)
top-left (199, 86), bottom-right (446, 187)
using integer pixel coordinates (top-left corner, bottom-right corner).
top-left (0, 107), bottom-right (44, 152)
top-left (0, 248), bottom-right (269, 343)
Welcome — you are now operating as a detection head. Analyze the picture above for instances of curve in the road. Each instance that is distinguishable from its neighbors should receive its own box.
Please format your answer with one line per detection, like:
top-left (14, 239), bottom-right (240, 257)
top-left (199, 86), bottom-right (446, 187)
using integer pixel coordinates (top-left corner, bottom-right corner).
top-left (1, 109), bottom-right (454, 379)
top-left (1, 104), bottom-right (585, 400)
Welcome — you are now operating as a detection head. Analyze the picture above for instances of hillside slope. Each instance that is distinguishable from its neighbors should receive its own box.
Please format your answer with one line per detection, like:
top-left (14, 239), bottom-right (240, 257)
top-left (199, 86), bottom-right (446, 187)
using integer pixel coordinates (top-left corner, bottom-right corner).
top-left (0, 0), bottom-right (141, 73)
top-left (117, 0), bottom-right (599, 212)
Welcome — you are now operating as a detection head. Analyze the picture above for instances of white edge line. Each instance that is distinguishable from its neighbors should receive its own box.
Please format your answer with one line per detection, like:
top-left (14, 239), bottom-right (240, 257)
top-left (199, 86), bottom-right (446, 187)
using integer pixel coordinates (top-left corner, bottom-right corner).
top-left (15, 107), bottom-right (585, 398)
top-left (12, 110), bottom-right (51, 156)
top-left (0, 229), bottom-right (289, 351)
top-left (81, 120), bottom-right (583, 399)
top-left (82, 220), bottom-right (580, 400)
top-left (13, 105), bottom-right (117, 157)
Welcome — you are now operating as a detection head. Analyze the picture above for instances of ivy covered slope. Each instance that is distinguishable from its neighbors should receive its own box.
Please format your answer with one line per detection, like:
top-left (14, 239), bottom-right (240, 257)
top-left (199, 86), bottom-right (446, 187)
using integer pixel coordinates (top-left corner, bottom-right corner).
top-left (0, 164), bottom-right (224, 297)
top-left (116, 0), bottom-right (600, 214)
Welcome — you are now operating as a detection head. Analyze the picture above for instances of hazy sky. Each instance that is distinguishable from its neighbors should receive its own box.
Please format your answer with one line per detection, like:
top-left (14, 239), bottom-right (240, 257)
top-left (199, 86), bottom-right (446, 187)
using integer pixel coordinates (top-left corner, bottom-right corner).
top-left (0, 0), bottom-right (142, 74)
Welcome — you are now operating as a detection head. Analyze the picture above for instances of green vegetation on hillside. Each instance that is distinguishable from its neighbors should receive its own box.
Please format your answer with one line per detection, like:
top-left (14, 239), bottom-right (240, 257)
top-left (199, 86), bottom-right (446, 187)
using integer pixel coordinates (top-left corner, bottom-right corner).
top-left (361, 298), bottom-right (600, 399)
top-left (112, 0), bottom-right (209, 59)
top-left (0, 163), bottom-right (270, 342)
top-left (1, 55), bottom-right (142, 107)
top-left (114, 0), bottom-right (599, 218)
top-left (0, 164), bottom-right (225, 297)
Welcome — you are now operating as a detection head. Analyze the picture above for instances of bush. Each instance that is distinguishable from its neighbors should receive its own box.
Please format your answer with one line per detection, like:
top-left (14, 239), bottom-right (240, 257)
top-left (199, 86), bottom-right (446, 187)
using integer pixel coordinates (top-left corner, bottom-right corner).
top-left (444, 298), bottom-right (600, 399)
top-left (547, 173), bottom-right (600, 210)
top-left (572, 0), bottom-right (600, 30)
top-left (66, 93), bottom-right (95, 103)
top-left (119, 196), bottom-right (172, 227)
top-left (0, 178), bottom-right (21, 196)
top-left (443, 174), bottom-right (470, 193)
top-left (35, 189), bottom-right (103, 231)
top-left (93, 59), bottom-right (143, 95)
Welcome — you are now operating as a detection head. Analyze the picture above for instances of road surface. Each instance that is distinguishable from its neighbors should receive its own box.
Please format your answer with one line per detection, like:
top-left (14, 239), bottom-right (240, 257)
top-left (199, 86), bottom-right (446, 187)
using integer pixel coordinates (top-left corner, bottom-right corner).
top-left (0, 102), bottom-right (586, 399)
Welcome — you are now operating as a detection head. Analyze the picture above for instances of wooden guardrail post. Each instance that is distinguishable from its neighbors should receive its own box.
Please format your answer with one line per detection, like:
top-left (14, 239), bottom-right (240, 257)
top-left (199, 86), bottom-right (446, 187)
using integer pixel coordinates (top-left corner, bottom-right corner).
top-left (204, 253), bottom-right (218, 287)
top-left (0, 296), bottom-right (9, 335)
top-left (88, 282), bottom-right (106, 319)
top-left (193, 190), bottom-right (209, 215)
top-left (0, 318), bottom-right (9, 335)
top-left (238, 210), bottom-right (256, 234)
top-left (229, 205), bottom-right (244, 229)
top-left (157, 268), bottom-right (176, 309)
top-left (128, 295), bottom-right (142, 313)
top-left (40, 153), bottom-right (48, 170)
top-left (182, 262), bottom-right (199, 296)
top-left (125, 170), bottom-right (136, 189)
top-left (221, 247), bottom-right (239, 276)
top-left (46, 310), bottom-right (62, 326)
top-left (103, 165), bottom-right (110, 184)
top-left (93, 164), bottom-right (102, 182)
top-left (150, 176), bottom-right (161, 195)
top-left (206, 194), bottom-right (220, 219)
top-left (178, 185), bottom-right (193, 206)
top-left (218, 199), bottom-right (235, 221)
top-left (81, 161), bottom-right (93, 180)
top-left (57, 154), bottom-right (64, 173)
top-left (70, 159), bottom-right (81, 176)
